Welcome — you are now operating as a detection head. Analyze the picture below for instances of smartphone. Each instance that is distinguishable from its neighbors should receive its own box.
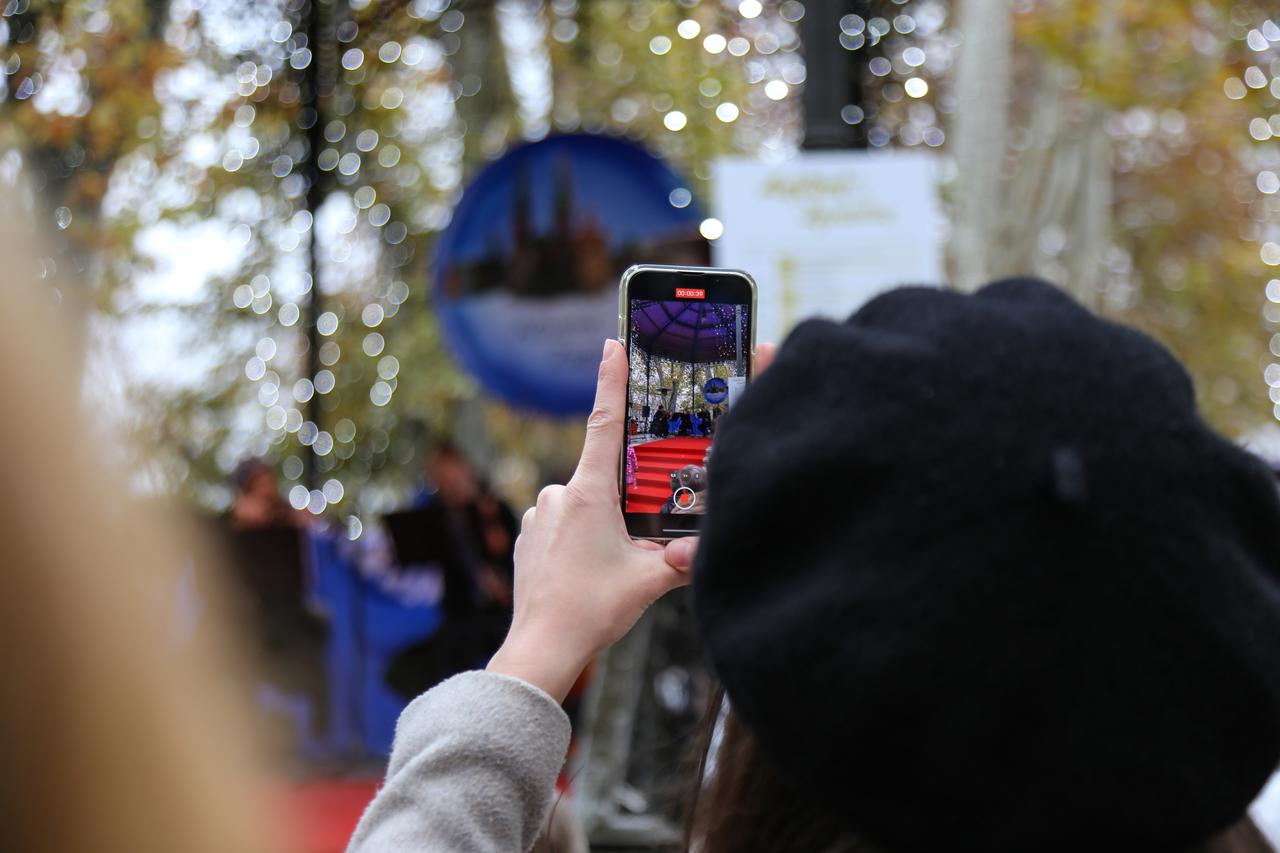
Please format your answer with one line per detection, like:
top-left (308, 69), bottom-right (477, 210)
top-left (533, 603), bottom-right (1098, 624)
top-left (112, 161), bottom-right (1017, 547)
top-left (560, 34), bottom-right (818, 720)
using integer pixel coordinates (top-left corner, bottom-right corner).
top-left (618, 264), bottom-right (758, 540)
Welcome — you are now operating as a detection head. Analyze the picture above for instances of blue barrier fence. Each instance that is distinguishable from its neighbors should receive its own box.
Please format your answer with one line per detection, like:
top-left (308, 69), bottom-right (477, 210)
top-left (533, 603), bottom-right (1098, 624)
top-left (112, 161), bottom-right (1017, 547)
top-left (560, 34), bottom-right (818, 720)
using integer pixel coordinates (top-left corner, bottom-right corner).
top-left (309, 529), bottom-right (441, 757)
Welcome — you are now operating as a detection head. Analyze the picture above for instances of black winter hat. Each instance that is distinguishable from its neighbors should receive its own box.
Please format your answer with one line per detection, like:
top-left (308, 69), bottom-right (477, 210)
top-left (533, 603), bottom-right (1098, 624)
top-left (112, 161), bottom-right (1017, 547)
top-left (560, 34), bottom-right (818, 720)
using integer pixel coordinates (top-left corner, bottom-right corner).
top-left (693, 278), bottom-right (1280, 853)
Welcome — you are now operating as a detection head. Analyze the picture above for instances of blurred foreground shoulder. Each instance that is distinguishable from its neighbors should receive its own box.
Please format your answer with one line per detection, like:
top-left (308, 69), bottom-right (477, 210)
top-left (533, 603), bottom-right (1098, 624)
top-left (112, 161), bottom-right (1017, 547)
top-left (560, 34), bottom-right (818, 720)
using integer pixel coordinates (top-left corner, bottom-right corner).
top-left (347, 670), bottom-right (571, 853)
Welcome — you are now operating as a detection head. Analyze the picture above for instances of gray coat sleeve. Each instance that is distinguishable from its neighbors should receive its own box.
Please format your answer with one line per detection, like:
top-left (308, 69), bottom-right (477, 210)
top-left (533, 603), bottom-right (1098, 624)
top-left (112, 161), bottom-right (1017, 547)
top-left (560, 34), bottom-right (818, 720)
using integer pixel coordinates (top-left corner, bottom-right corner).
top-left (346, 670), bottom-right (572, 853)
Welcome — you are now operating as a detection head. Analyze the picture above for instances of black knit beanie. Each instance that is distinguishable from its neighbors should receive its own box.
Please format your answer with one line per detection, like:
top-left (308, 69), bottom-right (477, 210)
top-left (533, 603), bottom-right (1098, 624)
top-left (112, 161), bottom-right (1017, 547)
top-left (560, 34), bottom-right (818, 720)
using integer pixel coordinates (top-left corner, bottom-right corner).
top-left (693, 278), bottom-right (1280, 853)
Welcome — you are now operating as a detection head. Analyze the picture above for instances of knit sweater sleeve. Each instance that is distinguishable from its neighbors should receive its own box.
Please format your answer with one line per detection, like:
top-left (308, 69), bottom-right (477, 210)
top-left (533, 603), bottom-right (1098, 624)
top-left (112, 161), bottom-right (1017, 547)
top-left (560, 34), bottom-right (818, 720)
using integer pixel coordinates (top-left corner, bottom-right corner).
top-left (346, 670), bottom-right (572, 853)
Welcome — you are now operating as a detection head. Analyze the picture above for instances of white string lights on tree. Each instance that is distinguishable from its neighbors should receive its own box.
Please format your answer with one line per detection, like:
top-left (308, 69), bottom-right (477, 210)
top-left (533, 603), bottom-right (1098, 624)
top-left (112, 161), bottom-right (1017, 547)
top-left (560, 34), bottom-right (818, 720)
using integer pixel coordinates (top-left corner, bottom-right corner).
top-left (212, 0), bottom-right (479, 535)
top-left (213, 0), bottom-right (950, 531)
top-left (1249, 18), bottom-right (1280, 420)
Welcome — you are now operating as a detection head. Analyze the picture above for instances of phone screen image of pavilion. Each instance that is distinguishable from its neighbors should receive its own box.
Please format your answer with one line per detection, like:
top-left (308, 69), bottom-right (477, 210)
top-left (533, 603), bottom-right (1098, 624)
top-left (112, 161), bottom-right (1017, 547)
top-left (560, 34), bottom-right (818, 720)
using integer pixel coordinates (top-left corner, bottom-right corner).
top-left (626, 298), bottom-right (750, 515)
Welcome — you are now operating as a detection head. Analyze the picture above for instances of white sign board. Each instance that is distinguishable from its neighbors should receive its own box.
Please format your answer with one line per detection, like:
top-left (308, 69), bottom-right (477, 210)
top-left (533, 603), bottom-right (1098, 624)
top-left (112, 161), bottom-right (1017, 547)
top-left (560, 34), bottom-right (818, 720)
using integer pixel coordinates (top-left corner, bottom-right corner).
top-left (711, 151), bottom-right (944, 348)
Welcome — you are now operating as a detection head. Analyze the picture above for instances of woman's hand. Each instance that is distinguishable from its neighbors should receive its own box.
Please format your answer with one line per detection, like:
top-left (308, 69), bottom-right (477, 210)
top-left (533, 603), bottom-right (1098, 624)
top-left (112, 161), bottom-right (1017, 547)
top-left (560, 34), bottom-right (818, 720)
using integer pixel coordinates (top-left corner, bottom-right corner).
top-left (487, 338), bottom-right (776, 702)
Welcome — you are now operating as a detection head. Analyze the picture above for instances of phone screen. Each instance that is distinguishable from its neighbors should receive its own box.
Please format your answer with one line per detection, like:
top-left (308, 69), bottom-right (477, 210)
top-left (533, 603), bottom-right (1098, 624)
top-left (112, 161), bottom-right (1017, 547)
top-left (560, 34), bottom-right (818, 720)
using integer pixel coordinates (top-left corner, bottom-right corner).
top-left (621, 267), bottom-right (755, 539)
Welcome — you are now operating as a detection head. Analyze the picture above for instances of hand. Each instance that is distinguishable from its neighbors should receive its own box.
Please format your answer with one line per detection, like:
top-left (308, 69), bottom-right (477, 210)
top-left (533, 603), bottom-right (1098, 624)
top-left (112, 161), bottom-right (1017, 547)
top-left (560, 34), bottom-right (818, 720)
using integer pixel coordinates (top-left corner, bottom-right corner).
top-left (487, 340), bottom-right (777, 702)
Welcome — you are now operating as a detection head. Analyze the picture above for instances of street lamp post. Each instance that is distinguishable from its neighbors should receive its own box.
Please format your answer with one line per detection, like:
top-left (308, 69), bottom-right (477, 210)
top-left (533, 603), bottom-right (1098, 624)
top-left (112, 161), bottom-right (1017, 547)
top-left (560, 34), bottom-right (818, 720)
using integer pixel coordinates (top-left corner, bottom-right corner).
top-left (800, 0), bottom-right (872, 151)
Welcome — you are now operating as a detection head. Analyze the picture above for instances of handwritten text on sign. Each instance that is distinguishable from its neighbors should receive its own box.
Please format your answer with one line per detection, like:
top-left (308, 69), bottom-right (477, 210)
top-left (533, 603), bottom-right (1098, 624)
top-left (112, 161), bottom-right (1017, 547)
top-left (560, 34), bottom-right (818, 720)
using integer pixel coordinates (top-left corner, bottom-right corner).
top-left (711, 152), bottom-right (943, 348)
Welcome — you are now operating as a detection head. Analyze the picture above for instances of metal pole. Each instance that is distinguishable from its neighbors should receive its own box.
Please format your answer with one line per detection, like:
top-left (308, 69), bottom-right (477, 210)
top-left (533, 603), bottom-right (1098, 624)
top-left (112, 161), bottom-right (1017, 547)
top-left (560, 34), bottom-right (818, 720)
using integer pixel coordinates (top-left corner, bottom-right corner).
top-left (735, 304), bottom-right (743, 374)
top-left (800, 0), bottom-right (871, 151)
top-left (300, 0), bottom-right (325, 490)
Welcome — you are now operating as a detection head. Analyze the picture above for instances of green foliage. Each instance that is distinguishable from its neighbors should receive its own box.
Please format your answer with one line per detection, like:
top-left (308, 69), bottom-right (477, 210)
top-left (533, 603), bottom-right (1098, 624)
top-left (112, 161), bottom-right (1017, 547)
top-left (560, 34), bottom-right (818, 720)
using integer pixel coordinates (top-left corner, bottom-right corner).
top-left (0, 0), bottom-right (177, 317)
top-left (3, 0), bottom-right (1278, 528)
top-left (1017, 0), bottom-right (1280, 433)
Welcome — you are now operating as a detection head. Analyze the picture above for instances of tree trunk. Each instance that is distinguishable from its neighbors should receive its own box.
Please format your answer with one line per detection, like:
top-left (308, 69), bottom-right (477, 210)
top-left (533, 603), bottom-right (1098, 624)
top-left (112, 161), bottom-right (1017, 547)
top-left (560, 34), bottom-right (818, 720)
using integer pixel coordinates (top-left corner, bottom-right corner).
top-left (949, 0), bottom-right (1013, 292)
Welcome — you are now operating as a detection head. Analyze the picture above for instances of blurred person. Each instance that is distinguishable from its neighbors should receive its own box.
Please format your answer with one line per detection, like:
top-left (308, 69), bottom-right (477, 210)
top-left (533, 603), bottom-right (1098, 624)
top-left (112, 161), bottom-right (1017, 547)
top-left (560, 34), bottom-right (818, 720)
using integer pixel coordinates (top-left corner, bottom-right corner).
top-left (653, 405), bottom-right (670, 437)
top-left (421, 440), bottom-right (478, 507)
top-left (348, 281), bottom-right (1280, 853)
top-left (222, 456), bottom-right (329, 744)
top-left (0, 227), bottom-right (270, 853)
top-left (229, 457), bottom-right (305, 530)
top-left (421, 440), bottom-right (517, 610)
top-left (384, 441), bottom-right (517, 698)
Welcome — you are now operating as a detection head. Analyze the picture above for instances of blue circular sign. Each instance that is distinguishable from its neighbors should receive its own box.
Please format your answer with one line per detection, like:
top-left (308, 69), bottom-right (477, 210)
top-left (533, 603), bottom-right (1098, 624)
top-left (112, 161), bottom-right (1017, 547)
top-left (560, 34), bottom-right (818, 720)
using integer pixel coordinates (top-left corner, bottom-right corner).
top-left (703, 376), bottom-right (729, 404)
top-left (434, 134), bottom-right (707, 415)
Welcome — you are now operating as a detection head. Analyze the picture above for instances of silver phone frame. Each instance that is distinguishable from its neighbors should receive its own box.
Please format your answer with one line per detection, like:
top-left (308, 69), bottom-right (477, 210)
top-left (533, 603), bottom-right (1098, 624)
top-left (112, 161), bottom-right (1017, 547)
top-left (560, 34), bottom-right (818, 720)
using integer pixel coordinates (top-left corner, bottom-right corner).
top-left (617, 263), bottom-right (759, 541)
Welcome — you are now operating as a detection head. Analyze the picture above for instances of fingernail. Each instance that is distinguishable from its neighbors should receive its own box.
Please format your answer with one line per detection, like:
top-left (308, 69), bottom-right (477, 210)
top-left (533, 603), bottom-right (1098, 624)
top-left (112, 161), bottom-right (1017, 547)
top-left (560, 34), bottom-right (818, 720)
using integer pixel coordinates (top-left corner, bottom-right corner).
top-left (602, 338), bottom-right (611, 359)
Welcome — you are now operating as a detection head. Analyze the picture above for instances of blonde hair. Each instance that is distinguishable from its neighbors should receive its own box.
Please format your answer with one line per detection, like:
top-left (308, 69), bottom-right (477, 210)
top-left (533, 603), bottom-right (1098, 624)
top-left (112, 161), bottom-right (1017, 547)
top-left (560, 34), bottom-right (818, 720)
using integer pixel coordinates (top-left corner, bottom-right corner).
top-left (0, 215), bottom-right (271, 853)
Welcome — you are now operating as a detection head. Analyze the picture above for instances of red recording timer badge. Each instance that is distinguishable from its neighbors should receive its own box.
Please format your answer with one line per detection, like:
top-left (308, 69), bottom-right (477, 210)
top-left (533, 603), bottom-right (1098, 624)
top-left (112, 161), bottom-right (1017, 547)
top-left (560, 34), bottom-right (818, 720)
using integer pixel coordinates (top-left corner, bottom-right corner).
top-left (676, 287), bottom-right (706, 300)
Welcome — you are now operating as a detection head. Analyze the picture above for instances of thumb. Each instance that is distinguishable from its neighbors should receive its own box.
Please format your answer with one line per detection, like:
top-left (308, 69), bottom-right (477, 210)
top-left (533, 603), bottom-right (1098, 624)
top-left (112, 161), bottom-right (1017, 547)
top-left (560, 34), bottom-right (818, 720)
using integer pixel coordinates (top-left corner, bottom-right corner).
top-left (633, 548), bottom-right (692, 602)
top-left (664, 536), bottom-right (698, 572)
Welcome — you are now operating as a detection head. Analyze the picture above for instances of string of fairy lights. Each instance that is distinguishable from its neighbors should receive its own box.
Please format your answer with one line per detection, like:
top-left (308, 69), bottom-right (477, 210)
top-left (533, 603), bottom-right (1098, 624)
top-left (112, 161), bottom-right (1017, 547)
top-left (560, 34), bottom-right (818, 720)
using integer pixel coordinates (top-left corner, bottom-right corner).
top-left (218, 0), bottom-right (948, 537)
top-left (210, 1), bottom-right (1279, 537)
top-left (6, 1), bottom-right (1272, 525)
top-left (1249, 20), bottom-right (1280, 418)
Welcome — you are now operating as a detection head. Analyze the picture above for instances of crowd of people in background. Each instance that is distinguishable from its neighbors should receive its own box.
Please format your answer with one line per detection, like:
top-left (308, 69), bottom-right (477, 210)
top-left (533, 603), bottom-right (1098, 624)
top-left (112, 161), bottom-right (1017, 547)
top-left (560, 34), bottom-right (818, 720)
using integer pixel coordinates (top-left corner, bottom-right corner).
top-left (641, 404), bottom-right (722, 438)
top-left (221, 441), bottom-right (520, 756)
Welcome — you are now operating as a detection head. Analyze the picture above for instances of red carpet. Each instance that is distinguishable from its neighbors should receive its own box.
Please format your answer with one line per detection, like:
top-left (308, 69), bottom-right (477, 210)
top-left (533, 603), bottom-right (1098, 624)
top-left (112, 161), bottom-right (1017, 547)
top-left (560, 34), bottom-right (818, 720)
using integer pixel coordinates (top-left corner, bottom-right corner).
top-left (277, 774), bottom-right (573, 852)
top-left (279, 778), bottom-right (380, 853)
top-left (626, 436), bottom-right (712, 513)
